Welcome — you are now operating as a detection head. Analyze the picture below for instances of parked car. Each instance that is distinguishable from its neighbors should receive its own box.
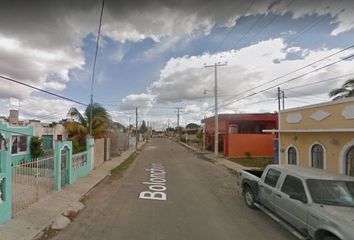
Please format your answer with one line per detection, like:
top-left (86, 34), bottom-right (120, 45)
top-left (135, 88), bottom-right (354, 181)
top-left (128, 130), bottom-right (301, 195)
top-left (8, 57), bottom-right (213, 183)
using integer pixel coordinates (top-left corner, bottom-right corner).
top-left (239, 165), bottom-right (354, 240)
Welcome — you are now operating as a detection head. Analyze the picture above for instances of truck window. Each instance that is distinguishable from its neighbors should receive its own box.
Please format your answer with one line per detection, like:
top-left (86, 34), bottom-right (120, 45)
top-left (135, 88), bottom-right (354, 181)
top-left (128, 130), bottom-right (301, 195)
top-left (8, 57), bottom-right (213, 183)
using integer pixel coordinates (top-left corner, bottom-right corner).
top-left (264, 168), bottom-right (281, 187)
top-left (281, 175), bottom-right (307, 201)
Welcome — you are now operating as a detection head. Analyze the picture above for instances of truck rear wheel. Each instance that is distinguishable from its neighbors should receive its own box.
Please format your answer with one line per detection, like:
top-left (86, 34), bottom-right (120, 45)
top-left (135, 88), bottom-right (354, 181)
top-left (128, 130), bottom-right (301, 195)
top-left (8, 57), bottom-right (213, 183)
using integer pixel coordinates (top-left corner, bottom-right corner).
top-left (244, 186), bottom-right (256, 209)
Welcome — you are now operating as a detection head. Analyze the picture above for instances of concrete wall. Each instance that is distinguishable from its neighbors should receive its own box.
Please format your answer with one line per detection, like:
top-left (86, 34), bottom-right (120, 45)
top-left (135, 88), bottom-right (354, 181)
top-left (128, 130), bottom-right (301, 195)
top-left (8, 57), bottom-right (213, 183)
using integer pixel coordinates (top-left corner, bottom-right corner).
top-left (0, 119), bottom-right (33, 164)
top-left (281, 97), bottom-right (354, 130)
top-left (228, 133), bottom-right (275, 158)
top-left (104, 138), bottom-right (110, 161)
top-left (94, 138), bottom-right (105, 168)
top-left (280, 132), bottom-right (354, 175)
top-left (279, 97), bottom-right (354, 176)
top-left (110, 132), bottom-right (129, 156)
top-left (31, 121), bottom-right (69, 147)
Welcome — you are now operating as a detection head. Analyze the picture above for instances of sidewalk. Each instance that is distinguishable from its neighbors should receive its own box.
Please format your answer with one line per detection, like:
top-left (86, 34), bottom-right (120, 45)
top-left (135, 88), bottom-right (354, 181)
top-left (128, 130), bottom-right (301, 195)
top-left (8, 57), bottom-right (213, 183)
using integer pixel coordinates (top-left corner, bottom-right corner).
top-left (178, 141), bottom-right (260, 174)
top-left (0, 141), bottom-right (146, 240)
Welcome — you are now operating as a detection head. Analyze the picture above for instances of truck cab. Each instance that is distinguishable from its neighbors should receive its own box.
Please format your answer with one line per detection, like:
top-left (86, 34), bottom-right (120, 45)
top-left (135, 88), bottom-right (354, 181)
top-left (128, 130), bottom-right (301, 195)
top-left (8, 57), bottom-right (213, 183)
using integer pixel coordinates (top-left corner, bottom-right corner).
top-left (239, 165), bottom-right (354, 240)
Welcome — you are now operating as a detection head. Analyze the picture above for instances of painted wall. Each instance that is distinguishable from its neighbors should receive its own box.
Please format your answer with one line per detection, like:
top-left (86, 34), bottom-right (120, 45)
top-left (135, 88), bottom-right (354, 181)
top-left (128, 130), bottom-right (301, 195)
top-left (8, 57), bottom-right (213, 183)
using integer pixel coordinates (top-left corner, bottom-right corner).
top-left (31, 121), bottom-right (69, 148)
top-left (94, 138), bottom-right (105, 168)
top-left (280, 132), bottom-right (354, 174)
top-left (279, 97), bottom-right (354, 175)
top-left (228, 133), bottom-right (276, 157)
top-left (0, 120), bottom-right (33, 164)
top-left (281, 97), bottom-right (354, 130)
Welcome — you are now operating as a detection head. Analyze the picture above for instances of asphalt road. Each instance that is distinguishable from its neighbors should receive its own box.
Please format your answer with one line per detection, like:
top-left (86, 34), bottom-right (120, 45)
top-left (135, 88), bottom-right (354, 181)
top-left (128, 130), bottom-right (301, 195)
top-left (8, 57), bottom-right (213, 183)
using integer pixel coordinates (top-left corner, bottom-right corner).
top-left (54, 138), bottom-right (296, 240)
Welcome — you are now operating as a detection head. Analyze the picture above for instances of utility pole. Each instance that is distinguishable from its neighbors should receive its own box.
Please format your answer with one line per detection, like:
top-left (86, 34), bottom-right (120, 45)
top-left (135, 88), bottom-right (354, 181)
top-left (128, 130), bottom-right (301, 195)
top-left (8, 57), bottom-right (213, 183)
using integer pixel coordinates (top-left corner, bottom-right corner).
top-left (175, 107), bottom-right (181, 136)
top-left (89, 0), bottom-right (105, 136)
top-left (277, 87), bottom-right (282, 164)
top-left (282, 90), bottom-right (285, 110)
top-left (205, 62), bottom-right (227, 157)
top-left (135, 107), bottom-right (138, 150)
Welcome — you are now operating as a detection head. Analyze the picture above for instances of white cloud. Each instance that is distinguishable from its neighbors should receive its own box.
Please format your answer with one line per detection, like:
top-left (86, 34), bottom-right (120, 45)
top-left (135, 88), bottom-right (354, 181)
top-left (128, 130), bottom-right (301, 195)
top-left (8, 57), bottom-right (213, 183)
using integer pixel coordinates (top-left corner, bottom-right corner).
top-left (120, 93), bottom-right (156, 110)
top-left (16, 97), bottom-right (77, 122)
top-left (0, 0), bottom-right (354, 121)
top-left (122, 37), bottom-right (354, 119)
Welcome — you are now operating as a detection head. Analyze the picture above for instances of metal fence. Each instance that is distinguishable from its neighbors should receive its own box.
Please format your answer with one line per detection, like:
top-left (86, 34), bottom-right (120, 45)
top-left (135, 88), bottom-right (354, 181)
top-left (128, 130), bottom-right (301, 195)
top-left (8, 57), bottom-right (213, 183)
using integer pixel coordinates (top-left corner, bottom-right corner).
top-left (12, 156), bottom-right (55, 215)
top-left (0, 176), bottom-right (4, 204)
top-left (72, 152), bottom-right (87, 170)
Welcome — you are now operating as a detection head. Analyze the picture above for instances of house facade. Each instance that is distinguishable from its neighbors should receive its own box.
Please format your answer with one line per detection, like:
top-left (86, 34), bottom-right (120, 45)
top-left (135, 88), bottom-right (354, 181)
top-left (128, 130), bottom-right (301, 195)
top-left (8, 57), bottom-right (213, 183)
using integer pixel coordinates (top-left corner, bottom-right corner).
top-left (31, 120), bottom-right (68, 150)
top-left (201, 113), bottom-right (277, 158)
top-left (0, 118), bottom-right (33, 165)
top-left (265, 97), bottom-right (354, 176)
top-left (0, 110), bottom-right (69, 164)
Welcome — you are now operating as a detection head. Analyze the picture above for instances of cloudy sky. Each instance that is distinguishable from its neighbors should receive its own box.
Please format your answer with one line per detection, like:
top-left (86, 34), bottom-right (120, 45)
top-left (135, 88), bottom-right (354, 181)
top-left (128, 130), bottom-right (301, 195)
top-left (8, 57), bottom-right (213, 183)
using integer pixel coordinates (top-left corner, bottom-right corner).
top-left (1, 0), bottom-right (354, 129)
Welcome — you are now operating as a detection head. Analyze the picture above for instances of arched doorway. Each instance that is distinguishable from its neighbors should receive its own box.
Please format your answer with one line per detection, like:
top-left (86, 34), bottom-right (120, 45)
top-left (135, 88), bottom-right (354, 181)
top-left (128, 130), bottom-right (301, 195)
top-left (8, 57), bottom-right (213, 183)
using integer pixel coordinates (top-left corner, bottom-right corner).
top-left (346, 147), bottom-right (354, 177)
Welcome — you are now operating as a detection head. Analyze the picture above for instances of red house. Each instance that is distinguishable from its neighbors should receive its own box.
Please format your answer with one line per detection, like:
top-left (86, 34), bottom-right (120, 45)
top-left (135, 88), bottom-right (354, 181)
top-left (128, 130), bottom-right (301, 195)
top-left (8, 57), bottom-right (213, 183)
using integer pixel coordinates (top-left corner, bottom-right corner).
top-left (201, 113), bottom-right (277, 158)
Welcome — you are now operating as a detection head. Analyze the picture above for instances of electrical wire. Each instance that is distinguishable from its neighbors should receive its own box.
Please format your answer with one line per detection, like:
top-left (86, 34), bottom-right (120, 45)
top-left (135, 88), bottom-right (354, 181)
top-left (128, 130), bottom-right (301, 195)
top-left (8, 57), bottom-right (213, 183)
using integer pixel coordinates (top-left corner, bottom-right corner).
top-left (218, 43), bottom-right (354, 107)
top-left (0, 75), bottom-right (87, 106)
top-left (219, 53), bottom-right (354, 109)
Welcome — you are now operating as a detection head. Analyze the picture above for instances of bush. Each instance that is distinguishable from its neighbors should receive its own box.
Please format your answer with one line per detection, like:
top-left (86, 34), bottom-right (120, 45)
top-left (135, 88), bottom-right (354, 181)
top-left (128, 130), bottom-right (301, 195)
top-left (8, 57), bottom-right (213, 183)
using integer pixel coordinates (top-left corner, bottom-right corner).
top-left (180, 137), bottom-right (188, 143)
top-left (30, 137), bottom-right (44, 159)
top-left (72, 139), bottom-right (83, 154)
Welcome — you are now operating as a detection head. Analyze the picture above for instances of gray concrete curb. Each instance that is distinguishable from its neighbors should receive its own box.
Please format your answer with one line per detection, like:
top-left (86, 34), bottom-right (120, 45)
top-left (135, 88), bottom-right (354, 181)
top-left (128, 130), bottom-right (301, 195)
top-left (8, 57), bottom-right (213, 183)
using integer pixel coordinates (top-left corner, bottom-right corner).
top-left (0, 141), bottom-right (147, 240)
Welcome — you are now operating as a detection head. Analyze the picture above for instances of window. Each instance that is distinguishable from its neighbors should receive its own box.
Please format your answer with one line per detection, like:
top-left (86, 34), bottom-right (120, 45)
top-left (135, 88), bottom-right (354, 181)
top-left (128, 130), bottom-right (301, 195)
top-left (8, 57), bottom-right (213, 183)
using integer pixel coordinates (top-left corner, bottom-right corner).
top-left (311, 144), bottom-right (324, 169)
top-left (307, 179), bottom-right (354, 207)
top-left (264, 168), bottom-right (281, 187)
top-left (287, 147), bottom-right (297, 165)
top-left (346, 147), bottom-right (354, 177)
top-left (11, 135), bottom-right (28, 154)
top-left (229, 125), bottom-right (238, 133)
top-left (57, 134), bottom-right (63, 141)
top-left (281, 175), bottom-right (307, 202)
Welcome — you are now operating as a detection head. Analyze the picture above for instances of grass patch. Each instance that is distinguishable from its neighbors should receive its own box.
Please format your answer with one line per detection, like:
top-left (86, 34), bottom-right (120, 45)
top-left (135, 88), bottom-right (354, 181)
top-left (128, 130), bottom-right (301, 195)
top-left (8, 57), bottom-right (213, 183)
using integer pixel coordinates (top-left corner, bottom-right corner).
top-left (110, 152), bottom-right (138, 177)
top-left (228, 157), bottom-right (273, 168)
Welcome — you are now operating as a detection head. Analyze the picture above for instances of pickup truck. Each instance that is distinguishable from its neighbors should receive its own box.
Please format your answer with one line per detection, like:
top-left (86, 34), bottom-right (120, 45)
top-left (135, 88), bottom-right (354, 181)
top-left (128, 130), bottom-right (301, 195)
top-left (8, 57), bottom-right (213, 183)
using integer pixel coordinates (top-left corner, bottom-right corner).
top-left (239, 165), bottom-right (354, 240)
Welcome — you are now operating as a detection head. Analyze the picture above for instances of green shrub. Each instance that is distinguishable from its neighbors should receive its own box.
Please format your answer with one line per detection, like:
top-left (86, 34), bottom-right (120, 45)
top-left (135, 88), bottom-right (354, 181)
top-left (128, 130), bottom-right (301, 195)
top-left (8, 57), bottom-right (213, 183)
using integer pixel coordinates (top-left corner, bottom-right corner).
top-left (30, 137), bottom-right (44, 159)
top-left (72, 139), bottom-right (82, 154)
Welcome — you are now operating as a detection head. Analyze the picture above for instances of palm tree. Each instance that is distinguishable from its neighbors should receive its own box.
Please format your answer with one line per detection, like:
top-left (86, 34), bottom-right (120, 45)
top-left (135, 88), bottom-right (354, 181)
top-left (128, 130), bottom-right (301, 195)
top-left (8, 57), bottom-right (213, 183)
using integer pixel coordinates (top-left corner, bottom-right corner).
top-left (329, 78), bottom-right (354, 100)
top-left (65, 103), bottom-right (111, 148)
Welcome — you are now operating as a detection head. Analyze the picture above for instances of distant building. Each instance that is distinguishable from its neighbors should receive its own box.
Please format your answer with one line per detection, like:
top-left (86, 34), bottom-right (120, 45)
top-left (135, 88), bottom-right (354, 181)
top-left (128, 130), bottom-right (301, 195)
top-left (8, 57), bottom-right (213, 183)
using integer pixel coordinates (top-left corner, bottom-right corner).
top-left (264, 97), bottom-right (354, 176)
top-left (0, 109), bottom-right (69, 163)
top-left (201, 113), bottom-right (277, 158)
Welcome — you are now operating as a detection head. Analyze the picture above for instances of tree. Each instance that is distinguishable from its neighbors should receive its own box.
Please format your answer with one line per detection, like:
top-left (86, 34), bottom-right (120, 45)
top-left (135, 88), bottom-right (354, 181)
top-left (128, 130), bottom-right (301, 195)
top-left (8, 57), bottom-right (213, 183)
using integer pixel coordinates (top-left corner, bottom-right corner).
top-left (30, 137), bottom-right (44, 159)
top-left (329, 78), bottom-right (354, 100)
top-left (139, 120), bottom-right (148, 133)
top-left (186, 123), bottom-right (200, 129)
top-left (65, 103), bottom-right (111, 147)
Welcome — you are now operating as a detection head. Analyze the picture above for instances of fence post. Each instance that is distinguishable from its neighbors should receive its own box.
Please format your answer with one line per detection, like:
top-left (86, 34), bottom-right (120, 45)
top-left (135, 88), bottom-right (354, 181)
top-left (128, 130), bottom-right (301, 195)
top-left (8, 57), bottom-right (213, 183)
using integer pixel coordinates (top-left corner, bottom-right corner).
top-left (86, 138), bottom-right (94, 170)
top-left (54, 142), bottom-right (62, 191)
top-left (0, 146), bottom-right (12, 224)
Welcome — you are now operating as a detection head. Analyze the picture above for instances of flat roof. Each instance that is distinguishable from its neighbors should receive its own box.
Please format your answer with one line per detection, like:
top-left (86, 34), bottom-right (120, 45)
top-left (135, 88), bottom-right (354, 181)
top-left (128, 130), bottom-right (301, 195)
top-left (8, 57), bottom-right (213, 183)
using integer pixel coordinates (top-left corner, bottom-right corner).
top-left (263, 128), bottom-right (354, 133)
top-left (280, 96), bottom-right (354, 113)
top-left (201, 113), bottom-right (277, 123)
top-left (269, 164), bottom-right (354, 181)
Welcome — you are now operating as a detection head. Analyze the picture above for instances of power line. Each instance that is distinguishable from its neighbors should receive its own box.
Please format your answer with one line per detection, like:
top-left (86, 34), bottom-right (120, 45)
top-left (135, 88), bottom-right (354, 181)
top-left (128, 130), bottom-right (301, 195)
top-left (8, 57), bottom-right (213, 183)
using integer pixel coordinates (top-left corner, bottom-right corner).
top-left (219, 53), bottom-right (354, 108)
top-left (232, 9), bottom-right (268, 50)
top-left (213, 0), bottom-right (256, 54)
top-left (282, 73), bottom-right (354, 91)
top-left (287, 15), bottom-right (326, 45)
top-left (0, 75), bottom-right (87, 106)
top-left (244, 0), bottom-right (295, 47)
top-left (218, 43), bottom-right (354, 107)
top-left (90, 0), bottom-right (105, 136)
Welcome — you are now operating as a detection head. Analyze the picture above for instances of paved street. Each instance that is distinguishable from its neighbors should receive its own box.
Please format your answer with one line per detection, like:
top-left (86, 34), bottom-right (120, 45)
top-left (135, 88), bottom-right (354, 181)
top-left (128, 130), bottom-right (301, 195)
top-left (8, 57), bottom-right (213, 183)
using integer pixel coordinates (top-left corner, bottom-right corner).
top-left (54, 138), bottom-right (296, 240)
